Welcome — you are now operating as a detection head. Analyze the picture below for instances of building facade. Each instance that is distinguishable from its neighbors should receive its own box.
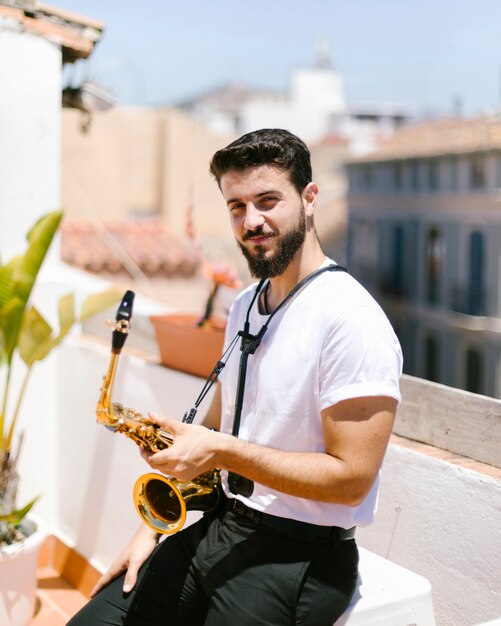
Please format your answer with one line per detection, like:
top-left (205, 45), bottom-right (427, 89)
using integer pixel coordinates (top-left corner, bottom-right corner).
top-left (0, 0), bottom-right (103, 262)
top-left (347, 116), bottom-right (501, 398)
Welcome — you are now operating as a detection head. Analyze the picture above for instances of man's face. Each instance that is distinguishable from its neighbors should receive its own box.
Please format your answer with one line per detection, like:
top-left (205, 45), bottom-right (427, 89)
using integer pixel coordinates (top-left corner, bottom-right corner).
top-left (220, 165), bottom-right (307, 279)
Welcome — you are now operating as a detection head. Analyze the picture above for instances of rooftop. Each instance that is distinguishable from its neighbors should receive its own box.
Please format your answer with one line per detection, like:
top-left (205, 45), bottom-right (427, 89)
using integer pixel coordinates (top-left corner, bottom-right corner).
top-left (351, 115), bottom-right (501, 163)
top-left (60, 218), bottom-right (199, 279)
top-left (0, 0), bottom-right (104, 62)
top-left (175, 81), bottom-right (282, 113)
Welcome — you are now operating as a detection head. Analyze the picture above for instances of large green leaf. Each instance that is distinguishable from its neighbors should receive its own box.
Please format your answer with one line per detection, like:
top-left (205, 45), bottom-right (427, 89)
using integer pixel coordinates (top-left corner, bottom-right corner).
top-left (17, 289), bottom-right (121, 367)
top-left (0, 211), bottom-right (62, 364)
top-left (59, 292), bottom-right (76, 333)
top-left (0, 263), bottom-right (14, 310)
top-left (17, 211), bottom-right (63, 299)
top-left (7, 211), bottom-right (62, 303)
top-left (0, 263), bottom-right (19, 357)
top-left (43, 288), bottom-right (122, 354)
top-left (0, 297), bottom-right (24, 364)
top-left (80, 287), bottom-right (123, 321)
top-left (18, 306), bottom-right (53, 366)
top-left (19, 295), bottom-right (75, 364)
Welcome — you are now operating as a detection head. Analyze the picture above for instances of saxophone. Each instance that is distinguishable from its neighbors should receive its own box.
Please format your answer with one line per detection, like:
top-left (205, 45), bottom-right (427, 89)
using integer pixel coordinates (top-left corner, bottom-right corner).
top-left (96, 290), bottom-right (221, 535)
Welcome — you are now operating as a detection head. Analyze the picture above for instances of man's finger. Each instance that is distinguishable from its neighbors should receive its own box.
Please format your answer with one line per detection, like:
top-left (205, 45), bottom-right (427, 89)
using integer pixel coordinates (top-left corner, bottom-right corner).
top-left (149, 412), bottom-right (178, 432)
top-left (123, 561), bottom-right (141, 593)
top-left (89, 562), bottom-right (126, 597)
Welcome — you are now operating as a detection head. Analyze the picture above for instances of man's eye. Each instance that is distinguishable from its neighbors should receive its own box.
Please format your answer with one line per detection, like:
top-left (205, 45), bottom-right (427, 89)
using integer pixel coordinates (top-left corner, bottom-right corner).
top-left (230, 204), bottom-right (244, 212)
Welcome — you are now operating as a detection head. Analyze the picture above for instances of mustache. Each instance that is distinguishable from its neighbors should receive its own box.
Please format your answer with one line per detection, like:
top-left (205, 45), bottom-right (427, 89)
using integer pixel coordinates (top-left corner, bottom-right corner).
top-left (242, 226), bottom-right (277, 241)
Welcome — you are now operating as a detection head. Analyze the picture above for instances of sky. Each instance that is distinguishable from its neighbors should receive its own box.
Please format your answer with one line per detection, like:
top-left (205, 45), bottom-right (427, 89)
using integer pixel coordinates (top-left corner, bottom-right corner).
top-left (57, 0), bottom-right (501, 117)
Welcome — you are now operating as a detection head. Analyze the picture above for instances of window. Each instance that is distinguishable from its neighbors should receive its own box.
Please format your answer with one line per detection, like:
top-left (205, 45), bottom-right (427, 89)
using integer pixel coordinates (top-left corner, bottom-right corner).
top-left (428, 160), bottom-right (439, 191)
top-left (450, 157), bottom-right (459, 191)
top-left (470, 156), bottom-right (485, 190)
top-left (391, 225), bottom-right (405, 295)
top-left (362, 165), bottom-right (373, 191)
top-left (425, 227), bottom-right (444, 305)
top-left (468, 231), bottom-right (485, 315)
top-left (393, 162), bottom-right (403, 192)
top-left (350, 219), bottom-right (378, 284)
top-left (410, 160), bottom-right (420, 192)
top-left (424, 334), bottom-right (440, 383)
top-left (465, 347), bottom-right (484, 394)
top-left (496, 154), bottom-right (501, 188)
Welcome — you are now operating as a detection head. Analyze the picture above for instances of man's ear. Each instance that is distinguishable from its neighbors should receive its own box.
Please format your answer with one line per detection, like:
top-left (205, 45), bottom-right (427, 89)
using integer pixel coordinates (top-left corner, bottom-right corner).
top-left (302, 182), bottom-right (318, 217)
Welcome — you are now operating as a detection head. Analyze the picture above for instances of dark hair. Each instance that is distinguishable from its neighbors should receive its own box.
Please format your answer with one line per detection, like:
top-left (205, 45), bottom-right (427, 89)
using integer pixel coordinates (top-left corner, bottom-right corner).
top-left (209, 128), bottom-right (312, 194)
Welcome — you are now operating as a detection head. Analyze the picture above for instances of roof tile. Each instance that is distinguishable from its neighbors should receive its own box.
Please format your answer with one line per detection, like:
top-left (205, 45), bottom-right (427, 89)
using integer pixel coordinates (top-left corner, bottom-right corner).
top-left (61, 218), bottom-right (199, 278)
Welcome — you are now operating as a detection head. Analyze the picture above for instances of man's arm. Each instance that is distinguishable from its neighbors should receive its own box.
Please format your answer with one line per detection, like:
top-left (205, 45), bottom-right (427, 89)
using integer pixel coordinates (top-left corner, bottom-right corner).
top-left (145, 395), bottom-right (397, 506)
top-left (199, 382), bottom-right (221, 431)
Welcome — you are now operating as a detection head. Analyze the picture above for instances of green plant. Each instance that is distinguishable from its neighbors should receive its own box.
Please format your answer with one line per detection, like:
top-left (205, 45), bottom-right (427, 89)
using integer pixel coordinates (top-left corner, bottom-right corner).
top-left (0, 210), bottom-right (120, 545)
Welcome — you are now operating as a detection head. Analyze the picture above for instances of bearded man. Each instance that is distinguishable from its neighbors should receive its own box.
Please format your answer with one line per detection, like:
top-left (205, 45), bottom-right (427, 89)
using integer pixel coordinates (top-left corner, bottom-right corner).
top-left (68, 129), bottom-right (402, 626)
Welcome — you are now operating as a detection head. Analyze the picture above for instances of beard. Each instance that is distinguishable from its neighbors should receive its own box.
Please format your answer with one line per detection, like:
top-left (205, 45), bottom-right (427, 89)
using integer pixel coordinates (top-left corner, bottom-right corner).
top-left (237, 207), bottom-right (306, 279)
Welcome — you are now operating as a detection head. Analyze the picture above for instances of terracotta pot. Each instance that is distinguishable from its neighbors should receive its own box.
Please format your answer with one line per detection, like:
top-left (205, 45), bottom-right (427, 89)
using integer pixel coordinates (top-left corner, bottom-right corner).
top-left (0, 518), bottom-right (46, 626)
top-left (150, 314), bottom-right (226, 379)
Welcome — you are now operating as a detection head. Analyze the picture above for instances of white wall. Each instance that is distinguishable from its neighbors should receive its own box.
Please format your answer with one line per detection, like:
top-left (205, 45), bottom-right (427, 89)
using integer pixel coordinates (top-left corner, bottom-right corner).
top-left (358, 445), bottom-right (501, 626)
top-left (289, 68), bottom-right (345, 112)
top-left (240, 66), bottom-right (347, 144)
top-left (0, 21), bottom-right (61, 266)
top-left (0, 20), bottom-right (64, 531)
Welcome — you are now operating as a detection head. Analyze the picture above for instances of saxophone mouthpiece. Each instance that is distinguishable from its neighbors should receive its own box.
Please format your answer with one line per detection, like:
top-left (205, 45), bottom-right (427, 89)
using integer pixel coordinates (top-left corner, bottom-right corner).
top-left (112, 290), bottom-right (135, 353)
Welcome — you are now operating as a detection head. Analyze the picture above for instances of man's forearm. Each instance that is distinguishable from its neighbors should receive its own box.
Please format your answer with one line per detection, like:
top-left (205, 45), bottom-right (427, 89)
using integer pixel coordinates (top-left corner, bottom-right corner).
top-left (146, 398), bottom-right (395, 506)
top-left (215, 433), bottom-right (371, 506)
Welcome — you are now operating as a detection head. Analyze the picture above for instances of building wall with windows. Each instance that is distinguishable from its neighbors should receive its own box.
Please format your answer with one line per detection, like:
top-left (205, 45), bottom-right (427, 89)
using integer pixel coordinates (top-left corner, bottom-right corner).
top-left (347, 117), bottom-right (501, 398)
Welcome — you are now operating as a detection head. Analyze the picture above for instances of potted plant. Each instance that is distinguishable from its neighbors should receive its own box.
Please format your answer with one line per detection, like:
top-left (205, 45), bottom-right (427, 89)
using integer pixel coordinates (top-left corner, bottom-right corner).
top-left (0, 210), bottom-right (120, 626)
top-left (150, 204), bottom-right (242, 378)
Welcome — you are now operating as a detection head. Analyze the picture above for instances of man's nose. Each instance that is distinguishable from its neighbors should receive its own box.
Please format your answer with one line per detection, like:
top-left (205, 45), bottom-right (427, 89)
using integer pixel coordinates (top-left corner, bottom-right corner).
top-left (243, 203), bottom-right (265, 230)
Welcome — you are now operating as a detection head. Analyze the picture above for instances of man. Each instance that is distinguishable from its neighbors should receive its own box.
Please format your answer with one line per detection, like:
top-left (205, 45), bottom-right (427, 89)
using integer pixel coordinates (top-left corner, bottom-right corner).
top-left (68, 129), bottom-right (402, 626)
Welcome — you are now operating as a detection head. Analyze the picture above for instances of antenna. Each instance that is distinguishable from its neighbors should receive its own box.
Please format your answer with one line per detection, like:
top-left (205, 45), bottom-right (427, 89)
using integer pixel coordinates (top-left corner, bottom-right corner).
top-left (315, 37), bottom-right (333, 69)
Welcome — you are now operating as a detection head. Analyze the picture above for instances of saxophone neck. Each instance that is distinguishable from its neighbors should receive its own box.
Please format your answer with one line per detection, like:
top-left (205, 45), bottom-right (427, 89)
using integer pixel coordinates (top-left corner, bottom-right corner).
top-left (96, 288), bottom-right (134, 428)
top-left (96, 351), bottom-right (120, 427)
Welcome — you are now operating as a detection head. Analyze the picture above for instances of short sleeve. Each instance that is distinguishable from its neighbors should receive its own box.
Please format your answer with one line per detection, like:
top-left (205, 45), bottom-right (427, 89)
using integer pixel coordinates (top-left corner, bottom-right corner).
top-left (319, 305), bottom-right (403, 410)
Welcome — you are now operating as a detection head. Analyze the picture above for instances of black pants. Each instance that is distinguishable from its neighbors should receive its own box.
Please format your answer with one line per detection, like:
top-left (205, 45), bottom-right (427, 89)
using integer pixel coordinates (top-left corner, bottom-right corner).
top-left (67, 507), bottom-right (359, 626)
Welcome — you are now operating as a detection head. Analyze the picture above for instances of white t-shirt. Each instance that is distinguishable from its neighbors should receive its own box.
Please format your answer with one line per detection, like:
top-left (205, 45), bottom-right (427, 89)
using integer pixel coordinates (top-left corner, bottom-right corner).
top-left (219, 261), bottom-right (403, 529)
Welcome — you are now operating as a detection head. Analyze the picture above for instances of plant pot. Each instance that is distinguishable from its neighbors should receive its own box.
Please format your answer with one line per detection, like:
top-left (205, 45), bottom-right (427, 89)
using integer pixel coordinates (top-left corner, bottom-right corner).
top-left (0, 518), bottom-right (46, 626)
top-left (150, 313), bottom-right (226, 379)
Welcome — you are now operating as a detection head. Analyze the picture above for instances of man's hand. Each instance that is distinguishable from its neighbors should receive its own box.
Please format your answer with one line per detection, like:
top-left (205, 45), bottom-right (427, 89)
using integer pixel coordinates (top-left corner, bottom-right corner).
top-left (142, 414), bottom-right (224, 482)
top-left (89, 525), bottom-right (158, 597)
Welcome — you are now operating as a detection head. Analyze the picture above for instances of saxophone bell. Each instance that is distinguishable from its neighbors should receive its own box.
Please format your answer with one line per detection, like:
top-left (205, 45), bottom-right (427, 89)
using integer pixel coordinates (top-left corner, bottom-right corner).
top-left (133, 469), bottom-right (221, 535)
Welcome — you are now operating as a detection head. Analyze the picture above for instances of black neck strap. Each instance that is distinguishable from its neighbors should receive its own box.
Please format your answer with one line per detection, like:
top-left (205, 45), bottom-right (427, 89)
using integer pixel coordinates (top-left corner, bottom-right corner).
top-left (231, 263), bottom-right (347, 436)
top-left (183, 263), bottom-right (348, 427)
